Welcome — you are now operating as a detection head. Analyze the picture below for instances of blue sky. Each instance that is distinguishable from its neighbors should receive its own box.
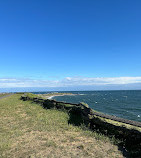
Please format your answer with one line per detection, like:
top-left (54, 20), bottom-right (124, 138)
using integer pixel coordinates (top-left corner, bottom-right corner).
top-left (0, 0), bottom-right (141, 91)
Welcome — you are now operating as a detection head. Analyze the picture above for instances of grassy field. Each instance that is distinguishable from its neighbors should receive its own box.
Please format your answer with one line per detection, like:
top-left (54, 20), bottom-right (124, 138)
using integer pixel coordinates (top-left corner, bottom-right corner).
top-left (0, 93), bottom-right (10, 98)
top-left (0, 94), bottom-right (123, 158)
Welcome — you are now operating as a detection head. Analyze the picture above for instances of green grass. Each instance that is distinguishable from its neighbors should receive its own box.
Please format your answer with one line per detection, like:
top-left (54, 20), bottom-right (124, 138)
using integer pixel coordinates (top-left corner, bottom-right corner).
top-left (25, 93), bottom-right (43, 99)
top-left (0, 93), bottom-right (10, 97)
top-left (0, 94), bottom-right (123, 158)
top-left (93, 115), bottom-right (141, 132)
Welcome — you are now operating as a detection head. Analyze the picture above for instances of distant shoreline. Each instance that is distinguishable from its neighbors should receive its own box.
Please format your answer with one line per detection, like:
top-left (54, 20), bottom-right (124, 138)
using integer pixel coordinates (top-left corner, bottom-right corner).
top-left (38, 93), bottom-right (78, 100)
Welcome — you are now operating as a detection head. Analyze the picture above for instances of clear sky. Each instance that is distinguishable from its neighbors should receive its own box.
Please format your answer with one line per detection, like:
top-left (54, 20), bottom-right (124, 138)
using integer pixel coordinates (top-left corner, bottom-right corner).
top-left (0, 0), bottom-right (141, 91)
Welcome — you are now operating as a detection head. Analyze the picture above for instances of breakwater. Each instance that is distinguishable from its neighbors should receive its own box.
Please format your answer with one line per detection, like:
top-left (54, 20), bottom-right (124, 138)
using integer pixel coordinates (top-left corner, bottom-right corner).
top-left (21, 94), bottom-right (141, 157)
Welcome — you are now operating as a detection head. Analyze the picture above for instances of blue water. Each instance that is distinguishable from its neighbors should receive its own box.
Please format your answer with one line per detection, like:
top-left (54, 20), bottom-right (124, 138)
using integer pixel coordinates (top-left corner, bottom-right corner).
top-left (46, 90), bottom-right (141, 122)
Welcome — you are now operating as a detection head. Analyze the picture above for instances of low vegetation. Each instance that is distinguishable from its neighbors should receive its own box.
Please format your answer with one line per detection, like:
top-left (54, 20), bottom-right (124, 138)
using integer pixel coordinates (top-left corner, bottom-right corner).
top-left (0, 93), bottom-right (10, 98)
top-left (95, 115), bottom-right (141, 132)
top-left (0, 94), bottom-right (123, 158)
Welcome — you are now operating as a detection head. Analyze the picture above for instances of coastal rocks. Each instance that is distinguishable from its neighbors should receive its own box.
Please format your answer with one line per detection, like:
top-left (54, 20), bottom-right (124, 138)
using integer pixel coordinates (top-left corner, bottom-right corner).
top-left (42, 99), bottom-right (57, 109)
top-left (90, 116), bottom-right (141, 157)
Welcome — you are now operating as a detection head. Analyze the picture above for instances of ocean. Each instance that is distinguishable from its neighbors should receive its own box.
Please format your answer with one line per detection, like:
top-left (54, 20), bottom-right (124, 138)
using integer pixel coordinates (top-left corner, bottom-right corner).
top-left (41, 90), bottom-right (141, 122)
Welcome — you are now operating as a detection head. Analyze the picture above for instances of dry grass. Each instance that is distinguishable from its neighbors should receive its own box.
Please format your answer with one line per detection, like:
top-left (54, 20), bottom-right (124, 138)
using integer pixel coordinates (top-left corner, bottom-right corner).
top-left (0, 94), bottom-right (123, 158)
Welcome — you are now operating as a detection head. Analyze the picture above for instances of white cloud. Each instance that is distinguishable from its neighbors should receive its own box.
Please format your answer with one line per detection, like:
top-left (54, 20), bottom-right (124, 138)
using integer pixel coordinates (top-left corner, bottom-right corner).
top-left (0, 77), bottom-right (141, 88)
top-left (62, 77), bottom-right (141, 86)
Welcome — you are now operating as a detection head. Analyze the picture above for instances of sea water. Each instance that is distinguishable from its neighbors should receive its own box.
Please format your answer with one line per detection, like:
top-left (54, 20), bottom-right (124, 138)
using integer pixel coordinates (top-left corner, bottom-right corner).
top-left (49, 90), bottom-right (141, 122)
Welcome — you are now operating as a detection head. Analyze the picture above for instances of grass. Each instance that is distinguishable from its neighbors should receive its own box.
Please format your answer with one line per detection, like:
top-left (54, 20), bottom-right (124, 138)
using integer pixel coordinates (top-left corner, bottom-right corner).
top-left (25, 93), bottom-right (43, 99)
top-left (93, 115), bottom-right (141, 132)
top-left (90, 108), bottom-right (141, 132)
top-left (0, 93), bottom-right (10, 97)
top-left (0, 94), bottom-right (123, 158)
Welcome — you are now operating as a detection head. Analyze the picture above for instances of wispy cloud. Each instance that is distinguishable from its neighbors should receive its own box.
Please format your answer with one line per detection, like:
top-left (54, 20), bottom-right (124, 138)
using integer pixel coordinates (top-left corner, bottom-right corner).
top-left (63, 77), bottom-right (141, 85)
top-left (0, 77), bottom-right (141, 88)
